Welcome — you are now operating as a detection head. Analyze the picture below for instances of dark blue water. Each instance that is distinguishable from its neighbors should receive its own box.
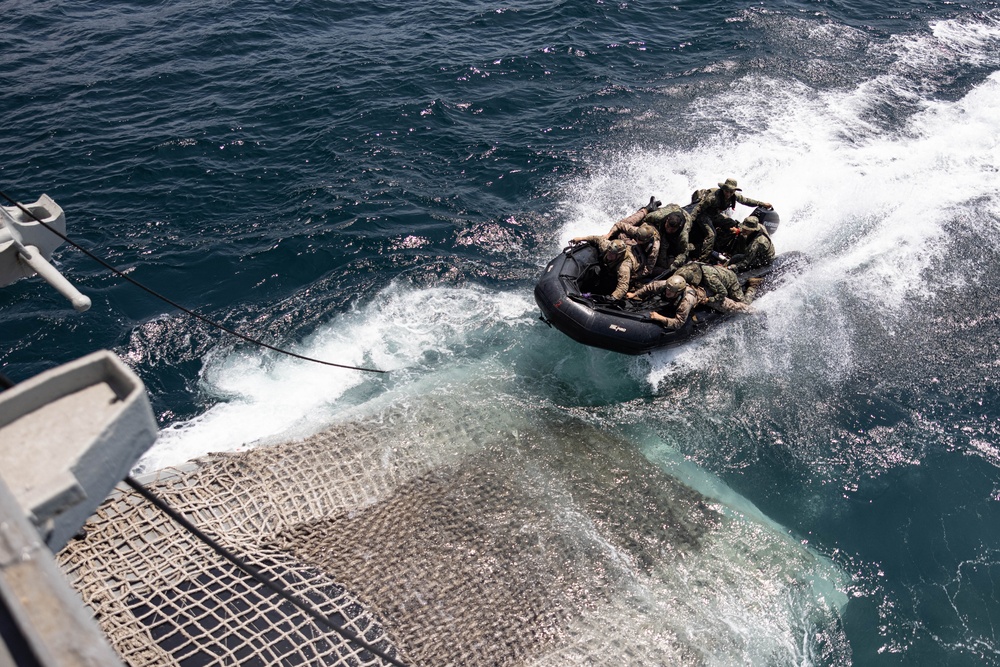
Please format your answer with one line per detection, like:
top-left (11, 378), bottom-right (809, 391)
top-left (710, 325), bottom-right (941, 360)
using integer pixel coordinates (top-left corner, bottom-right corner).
top-left (4, 1), bottom-right (1000, 664)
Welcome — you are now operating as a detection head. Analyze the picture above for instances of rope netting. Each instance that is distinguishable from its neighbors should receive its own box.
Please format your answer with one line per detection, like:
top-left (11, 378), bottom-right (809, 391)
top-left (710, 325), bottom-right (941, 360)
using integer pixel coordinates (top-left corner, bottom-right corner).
top-left (57, 395), bottom-right (848, 666)
top-left (56, 424), bottom-right (421, 666)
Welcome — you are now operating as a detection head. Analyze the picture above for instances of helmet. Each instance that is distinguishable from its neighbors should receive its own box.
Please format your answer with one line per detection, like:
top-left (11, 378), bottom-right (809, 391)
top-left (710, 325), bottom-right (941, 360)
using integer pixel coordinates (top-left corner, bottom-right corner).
top-left (665, 275), bottom-right (687, 293)
top-left (634, 224), bottom-right (657, 243)
top-left (603, 239), bottom-right (627, 260)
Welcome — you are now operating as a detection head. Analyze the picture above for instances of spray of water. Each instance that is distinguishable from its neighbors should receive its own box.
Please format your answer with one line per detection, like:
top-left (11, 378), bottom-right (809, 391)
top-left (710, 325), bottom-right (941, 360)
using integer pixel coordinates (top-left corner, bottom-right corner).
top-left (129, 11), bottom-right (1000, 664)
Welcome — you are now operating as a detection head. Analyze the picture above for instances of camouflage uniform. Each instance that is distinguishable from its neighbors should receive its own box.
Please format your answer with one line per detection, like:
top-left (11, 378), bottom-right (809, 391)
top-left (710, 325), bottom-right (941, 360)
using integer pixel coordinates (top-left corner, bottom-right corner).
top-left (700, 264), bottom-right (752, 313)
top-left (669, 262), bottom-right (755, 314)
top-left (574, 236), bottom-right (643, 300)
top-left (728, 217), bottom-right (775, 272)
top-left (642, 204), bottom-right (692, 273)
top-left (607, 220), bottom-right (659, 276)
top-left (687, 180), bottom-right (770, 262)
top-left (629, 282), bottom-right (704, 330)
top-left (657, 226), bottom-right (692, 275)
top-left (604, 207), bottom-right (646, 236)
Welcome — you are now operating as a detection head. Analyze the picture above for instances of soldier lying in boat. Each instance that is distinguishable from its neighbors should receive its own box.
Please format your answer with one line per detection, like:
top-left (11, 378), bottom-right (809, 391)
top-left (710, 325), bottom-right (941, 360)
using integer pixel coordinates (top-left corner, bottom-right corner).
top-left (626, 262), bottom-right (763, 328)
top-left (626, 274), bottom-right (700, 330)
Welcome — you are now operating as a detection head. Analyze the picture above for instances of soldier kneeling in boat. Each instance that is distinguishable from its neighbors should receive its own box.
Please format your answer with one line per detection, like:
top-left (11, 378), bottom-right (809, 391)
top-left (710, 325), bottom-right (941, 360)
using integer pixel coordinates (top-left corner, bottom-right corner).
top-left (568, 237), bottom-right (643, 301)
top-left (725, 215), bottom-right (775, 272)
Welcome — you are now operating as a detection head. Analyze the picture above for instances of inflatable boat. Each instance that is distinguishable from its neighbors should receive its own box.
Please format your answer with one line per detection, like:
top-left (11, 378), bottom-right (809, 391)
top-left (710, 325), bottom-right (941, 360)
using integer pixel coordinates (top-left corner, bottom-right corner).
top-left (534, 210), bottom-right (806, 355)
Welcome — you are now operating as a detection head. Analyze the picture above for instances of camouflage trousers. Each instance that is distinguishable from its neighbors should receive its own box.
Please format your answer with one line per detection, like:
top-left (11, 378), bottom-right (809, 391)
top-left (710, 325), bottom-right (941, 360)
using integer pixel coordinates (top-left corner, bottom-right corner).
top-left (706, 297), bottom-right (752, 314)
top-left (701, 264), bottom-right (748, 303)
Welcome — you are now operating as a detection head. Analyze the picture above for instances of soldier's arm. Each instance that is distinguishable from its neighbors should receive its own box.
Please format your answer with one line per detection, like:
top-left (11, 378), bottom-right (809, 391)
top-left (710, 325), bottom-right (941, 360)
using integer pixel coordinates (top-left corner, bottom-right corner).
top-left (729, 242), bottom-right (755, 271)
top-left (617, 208), bottom-right (647, 227)
top-left (667, 242), bottom-right (690, 273)
top-left (745, 239), bottom-right (768, 271)
top-left (657, 289), bottom-right (699, 329)
top-left (631, 280), bottom-right (666, 300)
top-left (693, 218), bottom-right (716, 261)
top-left (604, 221), bottom-right (624, 240)
top-left (678, 216), bottom-right (693, 248)
top-left (735, 193), bottom-right (771, 209)
top-left (645, 235), bottom-right (660, 273)
top-left (729, 255), bottom-right (749, 272)
top-left (610, 262), bottom-right (632, 300)
top-left (674, 288), bottom-right (698, 323)
top-left (731, 237), bottom-right (771, 272)
top-left (606, 209), bottom-right (649, 238)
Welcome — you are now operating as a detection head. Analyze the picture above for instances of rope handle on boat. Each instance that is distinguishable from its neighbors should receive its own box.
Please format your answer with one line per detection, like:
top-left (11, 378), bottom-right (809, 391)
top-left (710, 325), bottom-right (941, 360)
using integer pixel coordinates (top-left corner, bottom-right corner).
top-left (123, 476), bottom-right (409, 667)
top-left (0, 189), bottom-right (385, 374)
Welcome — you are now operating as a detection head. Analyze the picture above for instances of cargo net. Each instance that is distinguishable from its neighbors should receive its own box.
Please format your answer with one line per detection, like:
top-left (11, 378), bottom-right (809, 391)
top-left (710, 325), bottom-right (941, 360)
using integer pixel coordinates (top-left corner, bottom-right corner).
top-left (58, 397), bottom-right (849, 666)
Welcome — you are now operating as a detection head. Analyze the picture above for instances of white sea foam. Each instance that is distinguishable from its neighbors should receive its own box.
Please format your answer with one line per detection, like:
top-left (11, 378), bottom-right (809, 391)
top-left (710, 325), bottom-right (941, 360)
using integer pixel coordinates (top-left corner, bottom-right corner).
top-left (554, 23), bottom-right (1000, 389)
top-left (148, 14), bottom-right (1000, 470)
top-left (125, 11), bottom-right (1000, 666)
top-left (137, 283), bottom-right (536, 472)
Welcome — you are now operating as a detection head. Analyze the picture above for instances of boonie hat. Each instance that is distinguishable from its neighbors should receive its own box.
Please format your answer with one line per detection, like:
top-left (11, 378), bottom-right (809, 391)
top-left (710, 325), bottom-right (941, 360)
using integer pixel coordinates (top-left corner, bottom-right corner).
top-left (718, 178), bottom-right (742, 191)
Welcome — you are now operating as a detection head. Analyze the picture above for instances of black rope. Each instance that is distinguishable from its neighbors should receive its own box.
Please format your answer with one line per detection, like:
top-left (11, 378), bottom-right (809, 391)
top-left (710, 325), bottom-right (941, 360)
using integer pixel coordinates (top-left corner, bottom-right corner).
top-left (0, 190), bottom-right (385, 374)
top-left (123, 476), bottom-right (408, 667)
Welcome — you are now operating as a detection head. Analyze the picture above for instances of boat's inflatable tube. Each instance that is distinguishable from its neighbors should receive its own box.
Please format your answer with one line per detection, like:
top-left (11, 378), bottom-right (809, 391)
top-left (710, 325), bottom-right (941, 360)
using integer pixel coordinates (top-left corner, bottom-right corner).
top-left (534, 244), bottom-right (723, 355)
top-left (534, 243), bottom-right (807, 355)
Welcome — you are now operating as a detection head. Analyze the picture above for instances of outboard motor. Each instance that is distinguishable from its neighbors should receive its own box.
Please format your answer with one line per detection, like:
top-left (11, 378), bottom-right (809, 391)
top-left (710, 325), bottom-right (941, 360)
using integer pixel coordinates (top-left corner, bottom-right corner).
top-left (752, 206), bottom-right (780, 235)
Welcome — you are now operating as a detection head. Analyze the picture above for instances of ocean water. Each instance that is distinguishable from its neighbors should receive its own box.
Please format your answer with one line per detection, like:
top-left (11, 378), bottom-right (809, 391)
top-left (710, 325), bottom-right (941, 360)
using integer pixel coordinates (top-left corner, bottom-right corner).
top-left (3, 0), bottom-right (1000, 664)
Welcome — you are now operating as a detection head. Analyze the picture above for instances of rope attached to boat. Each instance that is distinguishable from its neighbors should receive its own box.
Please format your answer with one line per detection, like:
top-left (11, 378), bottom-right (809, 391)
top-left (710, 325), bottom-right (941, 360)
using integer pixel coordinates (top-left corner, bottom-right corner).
top-left (0, 189), bottom-right (385, 374)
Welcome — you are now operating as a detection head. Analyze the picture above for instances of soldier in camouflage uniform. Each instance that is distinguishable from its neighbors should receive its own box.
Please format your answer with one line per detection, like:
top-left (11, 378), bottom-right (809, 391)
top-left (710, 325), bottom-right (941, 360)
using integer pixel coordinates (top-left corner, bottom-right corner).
top-left (569, 236), bottom-right (644, 301)
top-left (627, 274), bottom-right (703, 330)
top-left (569, 196), bottom-right (661, 278)
top-left (700, 263), bottom-right (753, 313)
top-left (642, 204), bottom-right (694, 275)
top-left (606, 222), bottom-right (659, 277)
top-left (671, 261), bottom-right (763, 314)
top-left (687, 178), bottom-right (773, 262)
top-left (727, 216), bottom-right (775, 272)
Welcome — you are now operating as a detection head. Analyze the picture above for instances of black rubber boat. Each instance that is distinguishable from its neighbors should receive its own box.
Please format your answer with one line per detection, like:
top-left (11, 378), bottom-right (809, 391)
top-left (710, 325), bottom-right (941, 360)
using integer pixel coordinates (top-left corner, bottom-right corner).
top-left (534, 209), bottom-right (807, 355)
